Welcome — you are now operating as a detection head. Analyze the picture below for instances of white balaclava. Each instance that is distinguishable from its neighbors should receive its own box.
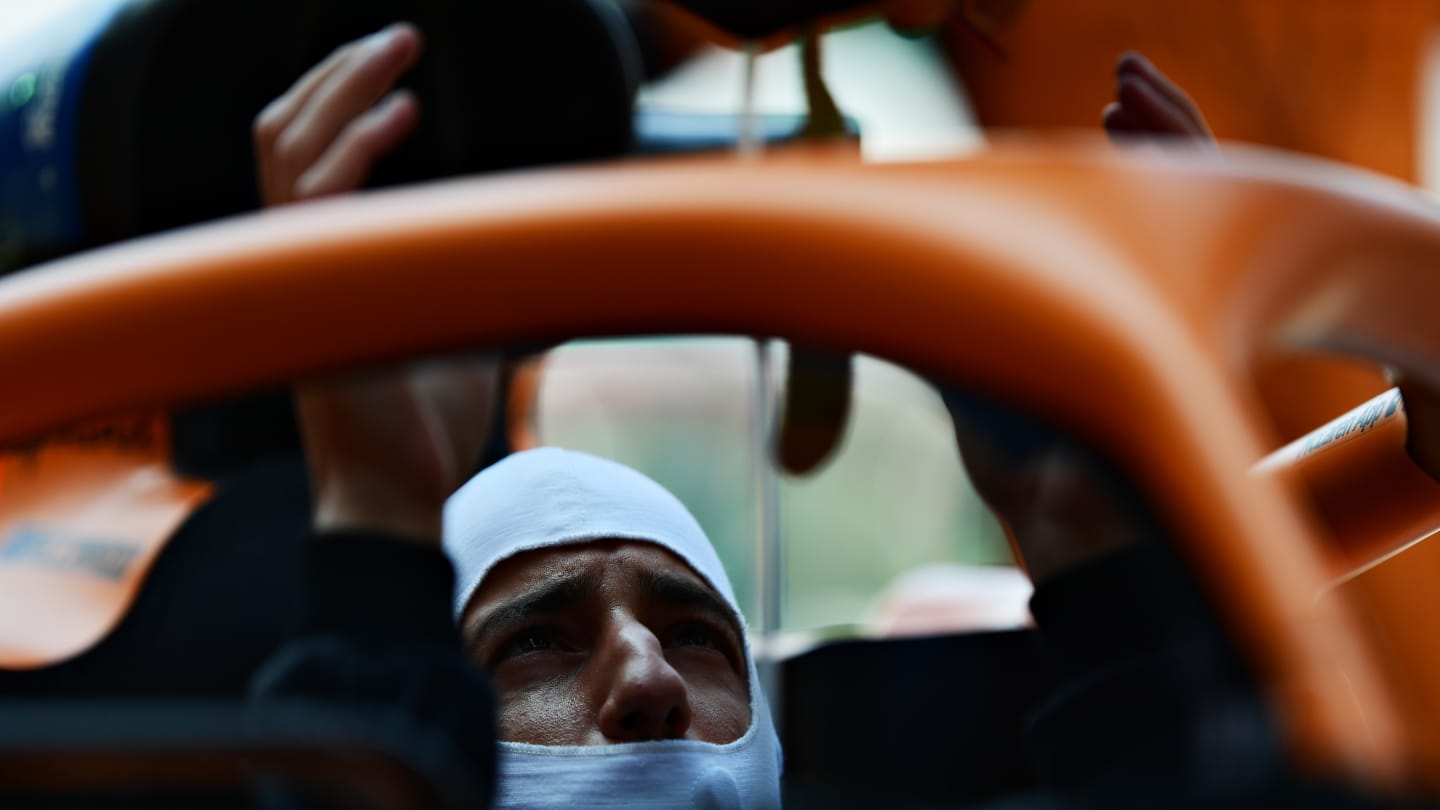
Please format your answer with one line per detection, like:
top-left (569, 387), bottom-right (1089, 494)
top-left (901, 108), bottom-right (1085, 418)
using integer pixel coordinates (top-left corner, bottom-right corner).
top-left (443, 447), bottom-right (783, 810)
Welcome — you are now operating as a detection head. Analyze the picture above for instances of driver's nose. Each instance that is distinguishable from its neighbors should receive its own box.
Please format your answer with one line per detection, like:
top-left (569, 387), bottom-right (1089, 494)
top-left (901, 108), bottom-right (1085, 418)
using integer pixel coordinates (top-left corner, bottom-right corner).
top-left (595, 619), bottom-right (693, 742)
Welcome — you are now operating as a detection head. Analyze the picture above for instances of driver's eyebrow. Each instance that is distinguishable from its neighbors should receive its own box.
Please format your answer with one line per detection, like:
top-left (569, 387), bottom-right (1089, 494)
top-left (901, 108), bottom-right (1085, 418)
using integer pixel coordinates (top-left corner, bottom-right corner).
top-left (468, 571), bottom-right (600, 652)
top-left (637, 568), bottom-right (746, 655)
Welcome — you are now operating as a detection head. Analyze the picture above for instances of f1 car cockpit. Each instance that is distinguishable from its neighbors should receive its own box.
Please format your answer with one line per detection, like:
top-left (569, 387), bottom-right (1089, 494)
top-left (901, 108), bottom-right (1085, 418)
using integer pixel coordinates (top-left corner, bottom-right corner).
top-left (6, 2), bottom-right (1440, 809)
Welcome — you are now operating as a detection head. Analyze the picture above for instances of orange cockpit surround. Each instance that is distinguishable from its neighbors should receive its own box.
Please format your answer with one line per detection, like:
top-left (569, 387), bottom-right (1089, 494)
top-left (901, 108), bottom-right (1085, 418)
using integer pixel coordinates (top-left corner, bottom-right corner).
top-left (949, 0), bottom-right (1434, 182)
top-left (944, 0), bottom-right (1437, 444)
top-left (0, 141), bottom-right (1437, 787)
top-left (0, 415), bottom-right (212, 668)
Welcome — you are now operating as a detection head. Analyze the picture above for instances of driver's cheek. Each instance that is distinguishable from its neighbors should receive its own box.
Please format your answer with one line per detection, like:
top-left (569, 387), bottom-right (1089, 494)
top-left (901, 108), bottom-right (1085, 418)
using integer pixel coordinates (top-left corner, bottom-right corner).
top-left (494, 673), bottom-right (592, 745)
top-left (682, 667), bottom-right (752, 744)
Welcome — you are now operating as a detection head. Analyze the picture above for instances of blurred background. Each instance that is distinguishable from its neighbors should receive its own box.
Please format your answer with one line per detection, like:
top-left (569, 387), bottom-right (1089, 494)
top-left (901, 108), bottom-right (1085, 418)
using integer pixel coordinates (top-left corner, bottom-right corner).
top-left (533, 338), bottom-right (1016, 636)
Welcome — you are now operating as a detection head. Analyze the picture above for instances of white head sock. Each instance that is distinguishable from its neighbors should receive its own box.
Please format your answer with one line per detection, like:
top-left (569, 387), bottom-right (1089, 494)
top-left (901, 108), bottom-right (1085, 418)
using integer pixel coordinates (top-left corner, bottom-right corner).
top-left (443, 447), bottom-right (783, 810)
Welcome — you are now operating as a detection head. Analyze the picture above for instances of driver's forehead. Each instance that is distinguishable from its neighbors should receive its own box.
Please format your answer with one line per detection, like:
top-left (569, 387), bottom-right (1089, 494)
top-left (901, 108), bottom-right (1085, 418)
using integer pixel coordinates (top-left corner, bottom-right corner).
top-left (461, 539), bottom-right (722, 629)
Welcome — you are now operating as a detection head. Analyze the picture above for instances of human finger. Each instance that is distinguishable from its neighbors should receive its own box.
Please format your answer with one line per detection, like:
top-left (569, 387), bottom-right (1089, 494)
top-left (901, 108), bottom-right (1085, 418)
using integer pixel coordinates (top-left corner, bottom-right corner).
top-left (293, 89), bottom-right (420, 199)
top-left (1101, 103), bottom-right (1166, 147)
top-left (1115, 73), bottom-right (1203, 140)
top-left (1114, 51), bottom-right (1212, 139)
top-left (254, 41), bottom-right (359, 205)
top-left (1101, 101), bottom-right (1142, 136)
top-left (269, 23), bottom-right (423, 204)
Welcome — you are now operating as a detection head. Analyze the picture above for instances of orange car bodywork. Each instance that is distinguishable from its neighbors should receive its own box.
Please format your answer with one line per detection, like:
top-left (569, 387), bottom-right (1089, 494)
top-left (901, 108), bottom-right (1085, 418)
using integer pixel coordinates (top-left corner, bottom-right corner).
top-left (946, 0), bottom-right (1440, 445)
top-left (2, 141), bottom-right (1440, 790)
top-left (0, 414), bottom-right (210, 668)
top-left (950, 0), bottom-right (1436, 182)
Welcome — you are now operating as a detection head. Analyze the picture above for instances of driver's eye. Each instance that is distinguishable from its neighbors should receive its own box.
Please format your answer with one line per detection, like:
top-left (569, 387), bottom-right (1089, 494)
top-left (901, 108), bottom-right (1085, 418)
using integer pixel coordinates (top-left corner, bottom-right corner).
top-left (668, 620), bottom-right (726, 652)
top-left (493, 627), bottom-right (562, 664)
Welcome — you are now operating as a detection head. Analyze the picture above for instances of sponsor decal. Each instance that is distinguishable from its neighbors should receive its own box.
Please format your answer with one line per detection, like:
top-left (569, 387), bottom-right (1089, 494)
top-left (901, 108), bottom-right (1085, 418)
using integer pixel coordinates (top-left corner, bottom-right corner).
top-left (1300, 389), bottom-right (1404, 457)
top-left (0, 524), bottom-right (139, 582)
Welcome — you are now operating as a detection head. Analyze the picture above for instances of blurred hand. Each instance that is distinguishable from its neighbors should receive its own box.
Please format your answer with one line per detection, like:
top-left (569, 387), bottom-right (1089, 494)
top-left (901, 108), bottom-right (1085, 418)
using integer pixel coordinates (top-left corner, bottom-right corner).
top-left (256, 24), bottom-right (499, 543)
top-left (253, 22), bottom-right (423, 205)
top-left (1103, 52), bottom-right (1215, 147)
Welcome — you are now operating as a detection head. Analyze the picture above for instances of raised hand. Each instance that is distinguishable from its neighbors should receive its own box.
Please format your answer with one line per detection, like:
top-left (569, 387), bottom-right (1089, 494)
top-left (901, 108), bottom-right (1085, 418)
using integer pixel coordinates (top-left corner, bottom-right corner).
top-left (253, 22), bottom-right (423, 205)
top-left (1103, 52), bottom-right (1215, 146)
top-left (256, 25), bottom-right (499, 543)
